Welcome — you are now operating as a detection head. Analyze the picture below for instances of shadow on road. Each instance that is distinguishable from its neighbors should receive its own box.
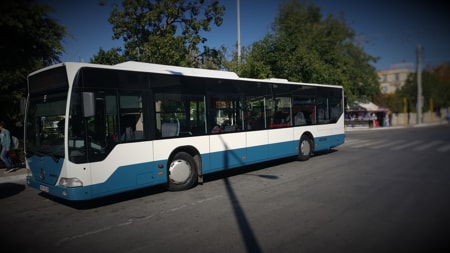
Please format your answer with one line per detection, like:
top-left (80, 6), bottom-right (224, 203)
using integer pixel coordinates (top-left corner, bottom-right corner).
top-left (39, 184), bottom-right (167, 210)
top-left (223, 177), bottom-right (262, 253)
top-left (215, 135), bottom-right (265, 253)
top-left (0, 182), bottom-right (26, 199)
top-left (203, 157), bottom-right (288, 183)
top-left (313, 148), bottom-right (338, 157)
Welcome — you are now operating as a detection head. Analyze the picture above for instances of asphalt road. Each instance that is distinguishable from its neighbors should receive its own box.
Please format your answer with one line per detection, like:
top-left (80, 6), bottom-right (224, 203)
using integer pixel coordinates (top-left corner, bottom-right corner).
top-left (1, 124), bottom-right (450, 253)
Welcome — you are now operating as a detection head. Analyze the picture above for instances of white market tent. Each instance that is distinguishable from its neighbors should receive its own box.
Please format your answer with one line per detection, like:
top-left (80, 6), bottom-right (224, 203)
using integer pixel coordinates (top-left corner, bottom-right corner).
top-left (348, 101), bottom-right (386, 112)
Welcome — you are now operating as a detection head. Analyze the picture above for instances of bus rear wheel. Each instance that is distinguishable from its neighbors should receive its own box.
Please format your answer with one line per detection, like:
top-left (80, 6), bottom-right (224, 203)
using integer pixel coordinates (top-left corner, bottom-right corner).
top-left (298, 135), bottom-right (313, 161)
top-left (167, 152), bottom-right (198, 191)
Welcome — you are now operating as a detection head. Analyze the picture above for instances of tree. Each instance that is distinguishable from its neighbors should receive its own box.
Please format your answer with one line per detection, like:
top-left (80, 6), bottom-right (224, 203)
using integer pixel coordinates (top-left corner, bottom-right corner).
top-left (374, 93), bottom-right (402, 113)
top-left (90, 47), bottom-right (126, 65)
top-left (102, 0), bottom-right (225, 68)
top-left (427, 63), bottom-right (450, 111)
top-left (397, 63), bottom-right (450, 113)
top-left (0, 0), bottom-right (66, 127)
top-left (225, 0), bottom-right (380, 104)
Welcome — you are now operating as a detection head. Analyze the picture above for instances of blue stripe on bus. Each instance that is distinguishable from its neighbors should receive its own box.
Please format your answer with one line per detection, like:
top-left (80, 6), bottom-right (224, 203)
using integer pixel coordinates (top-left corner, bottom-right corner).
top-left (27, 133), bottom-right (345, 200)
top-left (313, 133), bottom-right (345, 151)
top-left (27, 161), bottom-right (168, 201)
top-left (205, 147), bottom-right (247, 172)
top-left (90, 161), bottom-right (167, 199)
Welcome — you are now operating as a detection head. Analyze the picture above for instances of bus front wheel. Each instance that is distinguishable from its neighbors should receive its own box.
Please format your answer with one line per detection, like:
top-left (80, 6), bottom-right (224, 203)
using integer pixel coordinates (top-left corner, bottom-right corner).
top-left (298, 135), bottom-right (313, 161)
top-left (167, 152), bottom-right (198, 191)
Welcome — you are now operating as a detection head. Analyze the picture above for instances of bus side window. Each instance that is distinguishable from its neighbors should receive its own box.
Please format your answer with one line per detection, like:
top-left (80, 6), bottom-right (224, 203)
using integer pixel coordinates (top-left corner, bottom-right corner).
top-left (161, 119), bottom-right (180, 137)
top-left (209, 95), bottom-right (243, 133)
top-left (119, 93), bottom-right (144, 142)
top-left (294, 112), bottom-right (306, 125)
top-left (120, 114), bottom-right (137, 141)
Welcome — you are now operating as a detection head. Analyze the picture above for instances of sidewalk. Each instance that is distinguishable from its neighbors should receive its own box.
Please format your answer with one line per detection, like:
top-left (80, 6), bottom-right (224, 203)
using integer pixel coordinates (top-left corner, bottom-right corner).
top-left (0, 166), bottom-right (28, 184)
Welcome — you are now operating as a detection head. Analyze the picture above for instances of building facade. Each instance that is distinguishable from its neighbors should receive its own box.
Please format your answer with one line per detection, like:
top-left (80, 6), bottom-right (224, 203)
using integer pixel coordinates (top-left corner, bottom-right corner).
top-left (378, 68), bottom-right (413, 94)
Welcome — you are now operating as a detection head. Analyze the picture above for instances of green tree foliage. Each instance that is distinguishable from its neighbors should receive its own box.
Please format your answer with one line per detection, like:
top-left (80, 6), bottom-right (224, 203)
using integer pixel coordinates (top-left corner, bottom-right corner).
top-left (0, 0), bottom-right (66, 125)
top-left (374, 93), bottom-right (402, 113)
top-left (396, 63), bottom-right (450, 113)
top-left (90, 47), bottom-right (126, 65)
top-left (101, 0), bottom-right (225, 68)
top-left (226, 0), bottom-right (379, 103)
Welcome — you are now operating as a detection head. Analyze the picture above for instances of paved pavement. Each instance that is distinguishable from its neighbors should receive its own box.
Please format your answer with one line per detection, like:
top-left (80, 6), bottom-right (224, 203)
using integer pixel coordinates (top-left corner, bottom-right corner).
top-left (0, 166), bottom-right (27, 184)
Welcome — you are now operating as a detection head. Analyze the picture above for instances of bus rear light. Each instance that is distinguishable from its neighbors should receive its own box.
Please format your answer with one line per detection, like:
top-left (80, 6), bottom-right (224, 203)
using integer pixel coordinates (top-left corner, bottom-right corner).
top-left (58, 177), bottom-right (83, 188)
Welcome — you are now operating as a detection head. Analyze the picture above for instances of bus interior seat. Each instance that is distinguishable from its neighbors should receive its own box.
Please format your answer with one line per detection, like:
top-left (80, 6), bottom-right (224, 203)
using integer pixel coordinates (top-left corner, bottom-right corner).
top-left (161, 119), bottom-right (180, 137)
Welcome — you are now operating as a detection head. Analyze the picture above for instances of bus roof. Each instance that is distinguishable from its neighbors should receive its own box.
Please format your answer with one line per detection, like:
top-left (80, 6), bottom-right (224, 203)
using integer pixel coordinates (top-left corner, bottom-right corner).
top-left (114, 61), bottom-right (239, 79)
top-left (29, 61), bottom-right (342, 89)
top-left (113, 61), bottom-right (340, 88)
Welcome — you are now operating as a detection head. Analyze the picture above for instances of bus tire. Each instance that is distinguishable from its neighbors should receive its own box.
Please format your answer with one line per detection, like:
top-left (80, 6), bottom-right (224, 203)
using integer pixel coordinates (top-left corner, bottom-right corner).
top-left (167, 152), bottom-right (198, 191)
top-left (298, 135), bottom-right (313, 161)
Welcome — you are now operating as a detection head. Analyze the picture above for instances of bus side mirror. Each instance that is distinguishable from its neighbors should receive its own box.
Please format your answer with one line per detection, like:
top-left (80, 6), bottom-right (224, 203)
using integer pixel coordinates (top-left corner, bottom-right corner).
top-left (83, 92), bottom-right (95, 118)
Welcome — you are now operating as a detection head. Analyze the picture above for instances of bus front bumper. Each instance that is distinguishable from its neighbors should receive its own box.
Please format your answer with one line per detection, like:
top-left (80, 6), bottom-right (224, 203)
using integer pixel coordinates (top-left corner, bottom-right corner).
top-left (26, 176), bottom-right (92, 201)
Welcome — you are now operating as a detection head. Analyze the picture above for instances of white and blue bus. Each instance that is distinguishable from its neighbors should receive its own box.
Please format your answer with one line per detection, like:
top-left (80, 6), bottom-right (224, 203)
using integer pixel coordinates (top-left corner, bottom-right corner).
top-left (25, 61), bottom-right (345, 201)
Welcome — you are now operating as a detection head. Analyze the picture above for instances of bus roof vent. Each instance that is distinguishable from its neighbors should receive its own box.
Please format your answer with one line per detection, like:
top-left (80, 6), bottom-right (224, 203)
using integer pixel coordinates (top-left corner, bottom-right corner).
top-left (265, 78), bottom-right (289, 82)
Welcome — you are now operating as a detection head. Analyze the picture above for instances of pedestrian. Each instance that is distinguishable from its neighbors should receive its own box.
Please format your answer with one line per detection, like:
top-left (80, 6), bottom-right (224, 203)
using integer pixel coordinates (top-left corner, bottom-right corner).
top-left (388, 111), bottom-right (393, 127)
top-left (0, 121), bottom-right (14, 172)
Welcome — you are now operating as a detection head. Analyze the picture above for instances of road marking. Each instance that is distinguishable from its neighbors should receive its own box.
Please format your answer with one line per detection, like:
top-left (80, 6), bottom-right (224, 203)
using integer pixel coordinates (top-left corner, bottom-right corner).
top-left (344, 138), bottom-right (365, 143)
top-left (352, 140), bottom-right (385, 148)
top-left (390, 140), bottom-right (422, 151)
top-left (370, 139), bottom-right (405, 149)
top-left (342, 139), bottom-right (367, 147)
top-left (346, 138), bottom-right (450, 153)
top-left (437, 144), bottom-right (450, 152)
top-left (412, 140), bottom-right (444, 151)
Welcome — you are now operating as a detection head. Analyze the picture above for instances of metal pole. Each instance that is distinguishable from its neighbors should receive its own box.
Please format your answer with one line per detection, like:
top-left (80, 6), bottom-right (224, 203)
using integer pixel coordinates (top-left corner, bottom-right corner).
top-left (403, 97), bottom-right (407, 126)
top-left (417, 45), bottom-right (422, 124)
top-left (237, 0), bottom-right (241, 64)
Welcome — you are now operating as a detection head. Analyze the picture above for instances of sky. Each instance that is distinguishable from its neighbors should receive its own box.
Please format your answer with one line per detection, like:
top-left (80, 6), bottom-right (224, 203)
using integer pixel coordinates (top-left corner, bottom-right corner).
top-left (38, 0), bottom-right (450, 71)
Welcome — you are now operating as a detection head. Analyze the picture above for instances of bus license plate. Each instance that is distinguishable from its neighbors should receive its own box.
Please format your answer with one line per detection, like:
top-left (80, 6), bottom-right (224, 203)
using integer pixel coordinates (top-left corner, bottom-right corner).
top-left (40, 185), bottom-right (49, 192)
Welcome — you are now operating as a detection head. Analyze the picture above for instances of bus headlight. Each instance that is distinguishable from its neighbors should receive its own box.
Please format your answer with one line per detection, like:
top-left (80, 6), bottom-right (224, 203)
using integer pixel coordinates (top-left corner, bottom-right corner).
top-left (58, 177), bottom-right (83, 187)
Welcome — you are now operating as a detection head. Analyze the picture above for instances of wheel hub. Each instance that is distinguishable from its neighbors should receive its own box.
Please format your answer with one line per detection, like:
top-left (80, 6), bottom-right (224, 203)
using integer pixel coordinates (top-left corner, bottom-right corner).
top-left (301, 140), bottom-right (311, 155)
top-left (169, 160), bottom-right (192, 184)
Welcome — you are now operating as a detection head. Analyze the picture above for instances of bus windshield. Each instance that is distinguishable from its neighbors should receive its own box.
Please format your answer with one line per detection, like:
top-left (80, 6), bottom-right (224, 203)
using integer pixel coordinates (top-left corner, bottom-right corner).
top-left (25, 92), bottom-right (68, 159)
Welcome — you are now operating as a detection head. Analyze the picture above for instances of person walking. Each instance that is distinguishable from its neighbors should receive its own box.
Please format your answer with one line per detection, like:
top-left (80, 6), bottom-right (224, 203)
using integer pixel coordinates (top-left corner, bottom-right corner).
top-left (0, 121), bottom-right (14, 172)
